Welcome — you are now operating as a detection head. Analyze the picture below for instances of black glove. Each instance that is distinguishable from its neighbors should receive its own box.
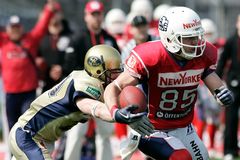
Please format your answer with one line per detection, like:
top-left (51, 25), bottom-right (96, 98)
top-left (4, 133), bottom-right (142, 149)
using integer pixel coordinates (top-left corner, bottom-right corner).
top-left (214, 86), bottom-right (234, 106)
top-left (129, 115), bottom-right (154, 136)
top-left (114, 105), bottom-right (146, 124)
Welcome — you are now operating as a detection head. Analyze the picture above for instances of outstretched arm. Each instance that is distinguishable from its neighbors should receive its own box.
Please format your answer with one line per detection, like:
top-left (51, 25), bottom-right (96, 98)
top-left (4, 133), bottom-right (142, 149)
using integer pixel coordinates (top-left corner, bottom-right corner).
top-left (30, 0), bottom-right (61, 43)
top-left (203, 72), bottom-right (234, 106)
top-left (76, 97), bottom-right (114, 122)
top-left (76, 96), bottom-right (149, 125)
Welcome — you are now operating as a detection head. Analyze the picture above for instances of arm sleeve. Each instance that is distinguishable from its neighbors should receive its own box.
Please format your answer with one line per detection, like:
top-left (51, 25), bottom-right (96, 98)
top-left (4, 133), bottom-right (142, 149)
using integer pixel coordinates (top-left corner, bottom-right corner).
top-left (29, 4), bottom-right (55, 44)
top-left (124, 42), bottom-right (158, 80)
top-left (201, 42), bottom-right (218, 79)
top-left (125, 51), bottom-right (148, 80)
top-left (73, 77), bottom-right (104, 102)
top-left (72, 91), bottom-right (92, 103)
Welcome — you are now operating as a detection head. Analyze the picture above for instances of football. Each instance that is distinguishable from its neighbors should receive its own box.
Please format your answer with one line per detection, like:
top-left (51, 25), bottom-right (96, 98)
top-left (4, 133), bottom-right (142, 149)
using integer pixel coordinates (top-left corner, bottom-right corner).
top-left (118, 86), bottom-right (147, 113)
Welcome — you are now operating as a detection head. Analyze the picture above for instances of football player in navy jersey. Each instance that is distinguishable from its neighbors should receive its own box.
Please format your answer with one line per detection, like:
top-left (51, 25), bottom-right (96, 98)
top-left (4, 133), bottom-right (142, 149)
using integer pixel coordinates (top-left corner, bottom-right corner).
top-left (104, 7), bottom-right (234, 160)
top-left (8, 45), bottom-right (153, 160)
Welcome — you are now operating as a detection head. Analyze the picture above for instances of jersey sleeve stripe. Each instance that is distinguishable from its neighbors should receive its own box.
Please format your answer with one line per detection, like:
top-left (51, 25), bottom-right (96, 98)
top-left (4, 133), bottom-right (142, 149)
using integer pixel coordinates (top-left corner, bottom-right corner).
top-left (132, 50), bottom-right (150, 78)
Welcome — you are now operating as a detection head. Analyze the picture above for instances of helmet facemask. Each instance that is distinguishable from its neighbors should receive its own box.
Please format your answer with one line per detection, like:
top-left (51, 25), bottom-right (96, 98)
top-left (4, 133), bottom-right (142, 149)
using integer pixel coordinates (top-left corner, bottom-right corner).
top-left (173, 29), bottom-right (206, 60)
top-left (97, 56), bottom-right (123, 86)
top-left (159, 7), bottom-right (207, 60)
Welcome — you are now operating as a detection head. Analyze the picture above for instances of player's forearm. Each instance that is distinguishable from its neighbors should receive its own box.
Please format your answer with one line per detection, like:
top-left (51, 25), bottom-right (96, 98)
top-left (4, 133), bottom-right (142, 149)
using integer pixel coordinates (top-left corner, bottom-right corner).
top-left (203, 72), bottom-right (225, 93)
top-left (93, 104), bottom-right (115, 122)
top-left (104, 82), bottom-right (121, 110)
top-left (76, 98), bottom-right (115, 122)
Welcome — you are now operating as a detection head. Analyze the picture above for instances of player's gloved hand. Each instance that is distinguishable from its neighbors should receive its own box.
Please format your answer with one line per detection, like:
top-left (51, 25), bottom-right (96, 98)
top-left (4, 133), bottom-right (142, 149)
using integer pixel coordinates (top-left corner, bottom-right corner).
top-left (113, 105), bottom-right (146, 124)
top-left (214, 86), bottom-right (234, 106)
top-left (129, 115), bottom-right (154, 136)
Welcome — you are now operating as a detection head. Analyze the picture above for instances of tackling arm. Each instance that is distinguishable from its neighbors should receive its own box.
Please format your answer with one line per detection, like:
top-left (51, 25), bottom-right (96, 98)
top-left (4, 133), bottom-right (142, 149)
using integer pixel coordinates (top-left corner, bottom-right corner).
top-left (76, 97), bottom-right (114, 122)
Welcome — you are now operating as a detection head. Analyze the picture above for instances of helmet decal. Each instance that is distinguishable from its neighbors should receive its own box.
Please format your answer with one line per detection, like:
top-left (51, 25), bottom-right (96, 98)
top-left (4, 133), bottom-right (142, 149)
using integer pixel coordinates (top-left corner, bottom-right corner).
top-left (159, 16), bottom-right (169, 32)
top-left (87, 56), bottom-right (102, 67)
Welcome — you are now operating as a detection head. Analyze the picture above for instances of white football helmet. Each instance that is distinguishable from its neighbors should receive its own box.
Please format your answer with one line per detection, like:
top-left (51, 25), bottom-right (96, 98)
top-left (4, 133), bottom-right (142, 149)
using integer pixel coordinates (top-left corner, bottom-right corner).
top-left (159, 7), bottom-right (206, 60)
top-left (201, 18), bottom-right (218, 43)
top-left (130, 0), bottom-right (153, 22)
top-left (105, 8), bottom-right (126, 35)
top-left (153, 4), bottom-right (171, 21)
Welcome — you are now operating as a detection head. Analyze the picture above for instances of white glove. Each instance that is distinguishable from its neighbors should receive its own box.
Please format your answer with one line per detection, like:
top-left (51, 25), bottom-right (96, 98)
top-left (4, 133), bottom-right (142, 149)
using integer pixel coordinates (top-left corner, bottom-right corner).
top-left (120, 130), bottom-right (141, 160)
top-left (129, 115), bottom-right (154, 136)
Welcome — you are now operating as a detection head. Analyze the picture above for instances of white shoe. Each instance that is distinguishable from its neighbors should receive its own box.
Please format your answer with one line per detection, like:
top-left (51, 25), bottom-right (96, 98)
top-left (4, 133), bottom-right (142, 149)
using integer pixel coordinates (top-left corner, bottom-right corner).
top-left (208, 149), bottom-right (223, 159)
top-left (224, 154), bottom-right (234, 160)
top-left (208, 149), bottom-right (216, 158)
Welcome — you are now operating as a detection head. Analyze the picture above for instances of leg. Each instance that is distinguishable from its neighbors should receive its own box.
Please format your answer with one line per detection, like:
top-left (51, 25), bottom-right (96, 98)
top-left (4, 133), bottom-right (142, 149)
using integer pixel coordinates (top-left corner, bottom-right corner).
top-left (95, 118), bottom-right (114, 160)
top-left (21, 90), bottom-right (36, 114)
top-left (138, 131), bottom-right (191, 160)
top-left (169, 124), bottom-right (209, 160)
top-left (5, 93), bottom-right (21, 130)
top-left (193, 102), bottom-right (206, 140)
top-left (64, 122), bottom-right (89, 160)
top-left (206, 123), bottom-right (217, 149)
top-left (115, 123), bottom-right (127, 139)
top-left (9, 123), bottom-right (51, 160)
top-left (224, 90), bottom-right (240, 156)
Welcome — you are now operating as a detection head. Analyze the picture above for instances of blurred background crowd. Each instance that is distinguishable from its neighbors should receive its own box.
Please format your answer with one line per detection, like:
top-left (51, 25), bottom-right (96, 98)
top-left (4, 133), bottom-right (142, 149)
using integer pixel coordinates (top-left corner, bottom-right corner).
top-left (0, 0), bottom-right (239, 160)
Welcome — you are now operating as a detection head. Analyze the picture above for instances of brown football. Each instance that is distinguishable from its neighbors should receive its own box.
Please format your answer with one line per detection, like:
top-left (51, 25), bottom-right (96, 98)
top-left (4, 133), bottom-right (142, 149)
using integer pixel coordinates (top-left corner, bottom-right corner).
top-left (119, 86), bottom-right (147, 113)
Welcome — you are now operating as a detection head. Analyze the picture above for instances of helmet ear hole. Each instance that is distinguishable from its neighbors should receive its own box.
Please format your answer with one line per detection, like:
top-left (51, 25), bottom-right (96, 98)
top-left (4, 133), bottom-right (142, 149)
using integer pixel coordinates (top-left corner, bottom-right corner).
top-left (167, 38), bottom-right (171, 43)
top-left (96, 70), bottom-right (102, 74)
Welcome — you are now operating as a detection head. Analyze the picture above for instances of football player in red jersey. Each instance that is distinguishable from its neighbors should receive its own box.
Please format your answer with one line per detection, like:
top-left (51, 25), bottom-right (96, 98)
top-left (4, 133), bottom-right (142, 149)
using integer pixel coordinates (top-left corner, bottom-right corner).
top-left (104, 7), bottom-right (234, 160)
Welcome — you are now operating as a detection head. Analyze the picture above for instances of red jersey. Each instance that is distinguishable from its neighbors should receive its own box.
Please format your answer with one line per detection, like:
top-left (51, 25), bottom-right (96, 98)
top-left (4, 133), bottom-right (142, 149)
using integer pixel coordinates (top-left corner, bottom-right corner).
top-left (0, 5), bottom-right (54, 93)
top-left (125, 40), bottom-right (217, 129)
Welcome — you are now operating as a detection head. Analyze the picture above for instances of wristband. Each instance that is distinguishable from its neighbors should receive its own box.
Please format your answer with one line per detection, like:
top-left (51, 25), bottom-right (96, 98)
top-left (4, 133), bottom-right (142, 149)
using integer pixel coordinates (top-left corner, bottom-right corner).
top-left (110, 104), bottom-right (118, 118)
top-left (91, 103), bottom-right (99, 118)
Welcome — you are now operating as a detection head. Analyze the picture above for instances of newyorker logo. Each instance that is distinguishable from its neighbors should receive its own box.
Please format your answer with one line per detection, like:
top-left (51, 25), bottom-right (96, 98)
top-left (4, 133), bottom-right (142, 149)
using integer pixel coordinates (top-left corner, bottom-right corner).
top-left (183, 19), bottom-right (201, 29)
top-left (157, 69), bottom-right (203, 87)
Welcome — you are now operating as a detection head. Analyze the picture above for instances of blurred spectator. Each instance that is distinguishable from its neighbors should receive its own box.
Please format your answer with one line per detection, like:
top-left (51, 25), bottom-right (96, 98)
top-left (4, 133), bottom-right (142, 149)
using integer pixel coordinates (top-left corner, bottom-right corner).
top-left (105, 8), bottom-right (127, 50)
top-left (121, 15), bottom-right (158, 63)
top-left (125, 0), bottom-right (158, 40)
top-left (0, 0), bottom-right (59, 131)
top-left (201, 18), bottom-right (226, 51)
top-left (216, 14), bottom-right (240, 160)
top-left (130, 0), bottom-right (153, 23)
top-left (63, 1), bottom-right (119, 160)
top-left (39, 11), bottom-right (73, 92)
top-left (153, 4), bottom-right (171, 22)
top-left (193, 18), bottom-right (224, 158)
